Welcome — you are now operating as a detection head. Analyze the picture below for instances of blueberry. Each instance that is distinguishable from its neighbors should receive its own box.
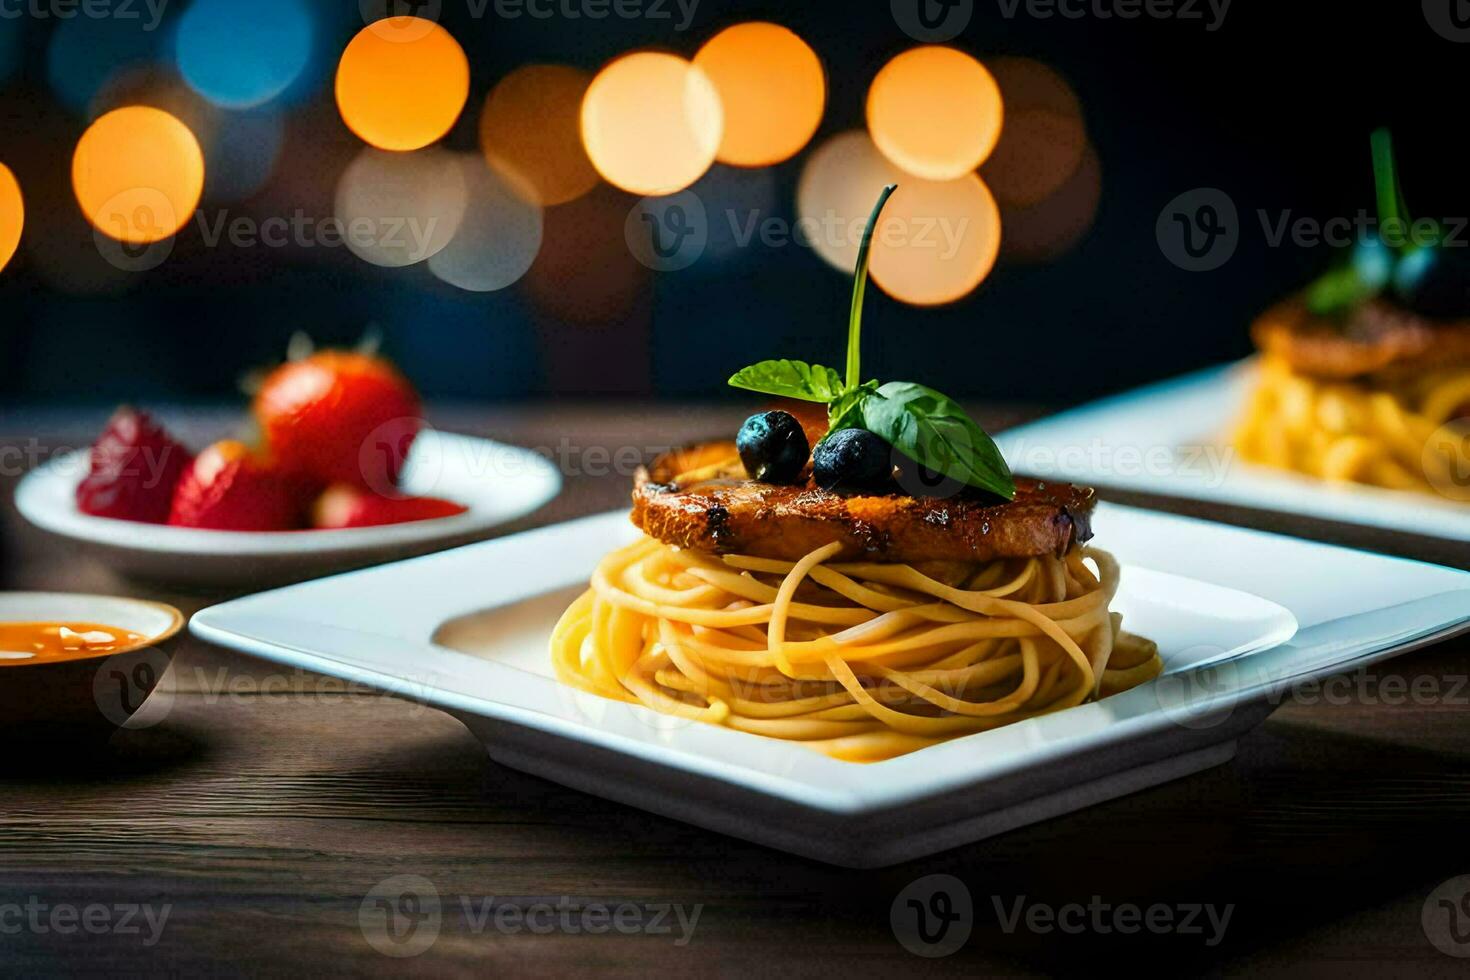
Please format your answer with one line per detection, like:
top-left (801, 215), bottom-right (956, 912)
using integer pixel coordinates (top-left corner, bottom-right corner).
top-left (813, 428), bottom-right (894, 493)
top-left (736, 411), bottom-right (810, 483)
top-left (1395, 246), bottom-right (1470, 319)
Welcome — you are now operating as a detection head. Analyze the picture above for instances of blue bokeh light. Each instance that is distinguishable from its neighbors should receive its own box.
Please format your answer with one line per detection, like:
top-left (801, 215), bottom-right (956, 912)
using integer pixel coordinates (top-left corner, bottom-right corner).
top-left (176, 0), bottom-right (314, 109)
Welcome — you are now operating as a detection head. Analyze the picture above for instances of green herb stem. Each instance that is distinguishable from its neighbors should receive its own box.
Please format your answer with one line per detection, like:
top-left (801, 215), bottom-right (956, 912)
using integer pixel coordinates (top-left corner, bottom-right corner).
top-left (846, 184), bottom-right (898, 391)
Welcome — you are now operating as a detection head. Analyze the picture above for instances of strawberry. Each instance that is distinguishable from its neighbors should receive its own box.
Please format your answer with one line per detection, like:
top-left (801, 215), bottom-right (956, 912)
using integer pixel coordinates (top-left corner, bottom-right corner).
top-left (311, 484), bottom-right (467, 530)
top-left (168, 441), bottom-right (305, 531)
top-left (252, 350), bottom-right (422, 494)
top-left (76, 407), bottom-right (194, 523)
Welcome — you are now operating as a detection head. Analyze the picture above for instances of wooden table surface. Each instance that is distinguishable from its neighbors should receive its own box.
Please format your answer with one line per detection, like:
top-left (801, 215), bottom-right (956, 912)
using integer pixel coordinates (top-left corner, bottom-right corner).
top-left (2, 405), bottom-right (1468, 977)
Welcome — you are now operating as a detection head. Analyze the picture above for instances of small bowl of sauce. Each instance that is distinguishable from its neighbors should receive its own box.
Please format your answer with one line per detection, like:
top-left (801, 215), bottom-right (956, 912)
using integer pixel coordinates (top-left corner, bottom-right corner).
top-left (0, 593), bottom-right (184, 739)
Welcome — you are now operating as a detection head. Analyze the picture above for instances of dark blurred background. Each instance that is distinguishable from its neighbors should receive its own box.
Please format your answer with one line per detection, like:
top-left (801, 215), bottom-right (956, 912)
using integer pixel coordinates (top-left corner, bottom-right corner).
top-left (0, 0), bottom-right (1465, 407)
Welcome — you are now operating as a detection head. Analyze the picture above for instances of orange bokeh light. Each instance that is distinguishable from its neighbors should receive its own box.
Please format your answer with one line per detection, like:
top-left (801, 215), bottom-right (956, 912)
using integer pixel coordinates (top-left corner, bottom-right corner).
top-left (981, 108), bottom-right (1087, 207)
top-left (480, 64), bottom-right (600, 206)
top-left (1002, 144), bottom-right (1101, 263)
top-left (867, 46), bottom-right (1003, 181)
top-left (581, 52), bottom-right (722, 196)
top-left (336, 19), bottom-right (469, 152)
top-left (72, 106), bottom-right (204, 244)
top-left (694, 22), bottom-right (825, 167)
top-left (798, 130), bottom-right (1001, 306)
top-left (0, 163), bottom-right (21, 273)
top-left (869, 175), bottom-right (1002, 307)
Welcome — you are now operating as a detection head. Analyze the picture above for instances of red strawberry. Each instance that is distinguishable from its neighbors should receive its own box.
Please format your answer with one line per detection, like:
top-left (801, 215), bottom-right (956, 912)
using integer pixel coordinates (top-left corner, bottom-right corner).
top-left (76, 407), bottom-right (194, 523)
top-left (311, 484), bottom-right (467, 530)
top-left (253, 350), bottom-right (422, 494)
top-left (168, 441), bottom-right (305, 531)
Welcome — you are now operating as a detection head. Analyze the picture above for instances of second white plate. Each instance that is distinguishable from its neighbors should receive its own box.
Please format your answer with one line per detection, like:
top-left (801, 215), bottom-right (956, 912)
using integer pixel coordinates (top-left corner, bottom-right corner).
top-left (998, 359), bottom-right (1470, 542)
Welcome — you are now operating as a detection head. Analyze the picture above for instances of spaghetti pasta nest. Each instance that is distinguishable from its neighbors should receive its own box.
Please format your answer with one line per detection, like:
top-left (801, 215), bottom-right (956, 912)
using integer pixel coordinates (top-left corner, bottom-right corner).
top-left (551, 535), bottom-right (1161, 763)
top-left (1233, 355), bottom-right (1470, 499)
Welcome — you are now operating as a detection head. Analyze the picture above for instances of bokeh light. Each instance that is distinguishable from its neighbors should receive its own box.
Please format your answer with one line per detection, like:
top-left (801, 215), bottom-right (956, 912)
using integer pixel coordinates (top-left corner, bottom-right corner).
top-left (335, 19), bottom-right (469, 151)
top-left (479, 64), bottom-right (599, 206)
top-left (869, 176), bottom-right (1001, 307)
top-left (46, 15), bottom-right (161, 114)
top-left (176, 0), bottom-right (314, 109)
top-left (797, 130), bottom-right (905, 274)
top-left (867, 46), bottom-right (1003, 181)
top-left (1001, 144), bottom-right (1101, 262)
top-left (981, 109), bottom-right (1086, 207)
top-left (987, 57), bottom-right (1082, 117)
top-left (797, 130), bottom-right (1001, 306)
top-left (581, 52), bottom-right (722, 196)
top-left (694, 23), bottom-right (825, 167)
top-left (334, 146), bottom-right (467, 267)
top-left (0, 163), bottom-right (22, 273)
top-left (429, 155), bottom-right (543, 293)
top-left (89, 70), bottom-right (284, 203)
top-left (982, 57), bottom-right (1086, 207)
top-left (72, 107), bottom-right (205, 244)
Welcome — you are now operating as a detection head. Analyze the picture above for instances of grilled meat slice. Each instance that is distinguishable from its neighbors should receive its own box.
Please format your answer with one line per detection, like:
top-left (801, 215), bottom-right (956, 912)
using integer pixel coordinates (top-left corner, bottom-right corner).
top-left (631, 441), bottom-right (1096, 563)
top-left (1252, 298), bottom-right (1470, 379)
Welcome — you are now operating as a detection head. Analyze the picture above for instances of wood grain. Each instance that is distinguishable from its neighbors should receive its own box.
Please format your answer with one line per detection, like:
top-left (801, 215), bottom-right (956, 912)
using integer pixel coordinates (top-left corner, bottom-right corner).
top-left (2, 406), bottom-right (1467, 976)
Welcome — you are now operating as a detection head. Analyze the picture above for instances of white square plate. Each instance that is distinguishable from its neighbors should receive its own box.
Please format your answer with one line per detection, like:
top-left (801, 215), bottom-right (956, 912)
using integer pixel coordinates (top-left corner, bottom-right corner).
top-left (998, 359), bottom-right (1470, 542)
top-left (191, 506), bottom-right (1470, 867)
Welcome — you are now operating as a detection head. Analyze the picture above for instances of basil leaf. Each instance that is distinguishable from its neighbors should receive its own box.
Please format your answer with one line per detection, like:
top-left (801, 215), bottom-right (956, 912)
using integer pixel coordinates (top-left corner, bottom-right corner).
top-left (825, 381), bottom-right (878, 435)
top-left (728, 360), bottom-right (845, 403)
top-left (859, 381), bottom-right (1016, 499)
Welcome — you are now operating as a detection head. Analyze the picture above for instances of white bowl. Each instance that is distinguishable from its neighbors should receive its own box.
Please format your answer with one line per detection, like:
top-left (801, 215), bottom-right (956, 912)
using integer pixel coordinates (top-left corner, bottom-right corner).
top-left (15, 429), bottom-right (562, 588)
top-left (0, 591), bottom-right (184, 739)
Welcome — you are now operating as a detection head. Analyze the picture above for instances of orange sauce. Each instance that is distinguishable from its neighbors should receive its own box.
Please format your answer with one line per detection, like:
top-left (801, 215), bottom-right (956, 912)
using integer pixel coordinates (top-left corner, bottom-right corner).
top-left (0, 622), bottom-right (149, 666)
